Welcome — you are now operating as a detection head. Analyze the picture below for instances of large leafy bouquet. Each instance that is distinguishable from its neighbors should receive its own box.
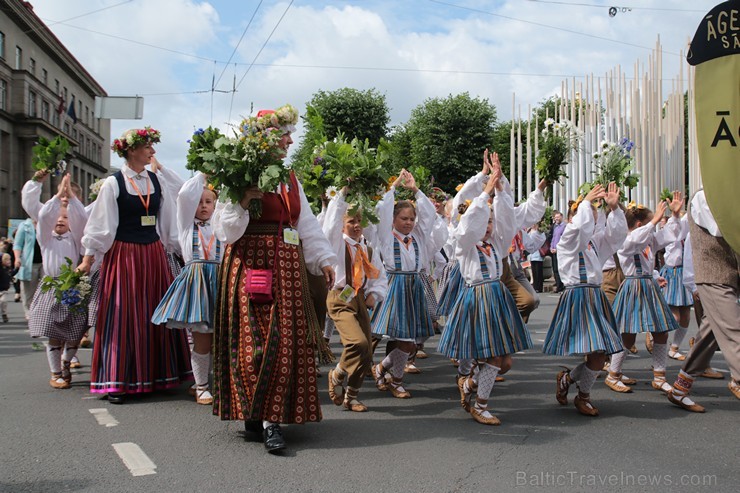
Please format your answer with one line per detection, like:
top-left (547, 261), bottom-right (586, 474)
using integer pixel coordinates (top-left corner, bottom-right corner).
top-left (536, 119), bottom-right (580, 197)
top-left (32, 136), bottom-right (72, 176)
top-left (185, 104), bottom-right (299, 217)
top-left (40, 258), bottom-right (92, 315)
top-left (293, 106), bottom-right (335, 205)
top-left (315, 134), bottom-right (390, 226)
top-left (579, 137), bottom-right (639, 203)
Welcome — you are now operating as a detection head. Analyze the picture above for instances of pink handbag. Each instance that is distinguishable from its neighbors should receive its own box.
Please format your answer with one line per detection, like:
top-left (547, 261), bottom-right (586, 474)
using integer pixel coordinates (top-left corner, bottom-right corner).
top-left (244, 268), bottom-right (274, 304)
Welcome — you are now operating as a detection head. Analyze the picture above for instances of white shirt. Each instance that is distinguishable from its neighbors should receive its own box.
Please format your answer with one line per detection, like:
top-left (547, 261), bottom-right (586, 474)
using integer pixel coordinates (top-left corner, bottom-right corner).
top-left (663, 215), bottom-right (689, 268)
top-left (213, 177), bottom-right (336, 276)
top-left (322, 191), bottom-right (388, 303)
top-left (427, 213), bottom-right (450, 275)
top-left (21, 179), bottom-right (43, 221)
top-left (455, 191), bottom-right (515, 284)
top-left (375, 187), bottom-right (436, 273)
top-left (177, 172), bottom-right (220, 263)
top-left (682, 232), bottom-right (697, 293)
top-left (36, 196), bottom-right (87, 277)
top-left (618, 216), bottom-right (680, 277)
top-left (690, 190), bottom-right (722, 237)
top-left (556, 201), bottom-right (628, 286)
top-left (81, 163), bottom-right (179, 257)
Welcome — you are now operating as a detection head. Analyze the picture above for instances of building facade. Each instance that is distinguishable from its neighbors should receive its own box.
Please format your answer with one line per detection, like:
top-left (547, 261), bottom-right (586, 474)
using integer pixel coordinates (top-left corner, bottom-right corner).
top-left (0, 0), bottom-right (111, 237)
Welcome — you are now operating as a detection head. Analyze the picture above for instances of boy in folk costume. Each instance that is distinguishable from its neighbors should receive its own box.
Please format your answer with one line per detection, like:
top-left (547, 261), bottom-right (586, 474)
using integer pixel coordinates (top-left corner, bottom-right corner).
top-left (437, 154), bottom-right (530, 425)
top-left (152, 172), bottom-right (221, 405)
top-left (667, 191), bottom-right (740, 412)
top-left (371, 170), bottom-right (436, 399)
top-left (323, 188), bottom-right (388, 412)
top-left (543, 183), bottom-right (627, 416)
top-left (28, 175), bottom-right (88, 388)
top-left (606, 193), bottom-right (684, 394)
top-left (506, 225), bottom-right (546, 319)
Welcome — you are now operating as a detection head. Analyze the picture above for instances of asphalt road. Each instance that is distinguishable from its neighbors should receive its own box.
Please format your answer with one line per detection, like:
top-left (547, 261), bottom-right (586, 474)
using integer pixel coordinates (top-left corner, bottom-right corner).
top-left (1, 293), bottom-right (737, 493)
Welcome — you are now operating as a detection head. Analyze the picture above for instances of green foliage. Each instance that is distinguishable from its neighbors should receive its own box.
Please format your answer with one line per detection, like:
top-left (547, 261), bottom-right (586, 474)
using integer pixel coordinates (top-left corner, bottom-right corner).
top-left (536, 119), bottom-right (579, 196)
top-left (538, 206), bottom-right (554, 233)
top-left (578, 137), bottom-right (639, 204)
top-left (32, 136), bottom-right (71, 175)
top-left (291, 106), bottom-right (335, 208)
top-left (660, 188), bottom-right (673, 202)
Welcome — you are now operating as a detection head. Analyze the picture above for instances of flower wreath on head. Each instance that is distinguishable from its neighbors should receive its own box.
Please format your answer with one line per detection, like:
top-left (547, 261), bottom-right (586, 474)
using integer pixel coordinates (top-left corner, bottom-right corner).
top-left (240, 104), bottom-right (299, 137)
top-left (112, 126), bottom-right (161, 157)
top-left (626, 200), bottom-right (647, 213)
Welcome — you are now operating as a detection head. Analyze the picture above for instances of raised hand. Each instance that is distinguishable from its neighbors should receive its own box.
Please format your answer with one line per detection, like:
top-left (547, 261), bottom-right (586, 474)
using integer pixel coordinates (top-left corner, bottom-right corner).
top-left (482, 149), bottom-right (491, 175)
top-left (668, 190), bottom-right (684, 216)
top-left (584, 183), bottom-right (605, 204)
top-left (402, 170), bottom-right (418, 192)
top-left (652, 199), bottom-right (668, 223)
top-left (604, 182), bottom-right (620, 210)
top-left (392, 170), bottom-right (406, 189)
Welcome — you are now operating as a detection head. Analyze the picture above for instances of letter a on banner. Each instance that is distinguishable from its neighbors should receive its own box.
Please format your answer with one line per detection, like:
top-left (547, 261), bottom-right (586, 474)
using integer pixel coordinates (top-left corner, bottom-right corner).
top-left (688, 1), bottom-right (740, 253)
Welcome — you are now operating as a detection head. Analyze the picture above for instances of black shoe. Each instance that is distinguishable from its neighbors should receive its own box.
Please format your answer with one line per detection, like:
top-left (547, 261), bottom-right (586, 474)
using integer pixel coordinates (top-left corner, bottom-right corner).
top-left (263, 424), bottom-right (286, 453)
top-left (243, 420), bottom-right (263, 442)
top-left (108, 393), bottom-right (125, 404)
top-left (2, 314), bottom-right (8, 323)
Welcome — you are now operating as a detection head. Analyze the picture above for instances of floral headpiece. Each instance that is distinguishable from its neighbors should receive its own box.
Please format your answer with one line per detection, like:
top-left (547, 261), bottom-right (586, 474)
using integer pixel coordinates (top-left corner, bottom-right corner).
top-left (570, 195), bottom-right (585, 212)
top-left (239, 104), bottom-right (299, 137)
top-left (430, 187), bottom-right (449, 204)
top-left (626, 201), bottom-right (647, 212)
top-left (112, 127), bottom-right (161, 157)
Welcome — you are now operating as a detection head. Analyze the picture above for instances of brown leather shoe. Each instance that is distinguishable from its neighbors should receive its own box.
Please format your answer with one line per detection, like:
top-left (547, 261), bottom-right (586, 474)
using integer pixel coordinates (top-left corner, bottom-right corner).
top-left (605, 373), bottom-right (633, 393)
top-left (195, 385), bottom-right (213, 405)
top-left (620, 374), bottom-right (637, 385)
top-left (327, 368), bottom-right (345, 405)
top-left (470, 404), bottom-right (501, 425)
top-left (729, 380), bottom-right (740, 400)
top-left (699, 368), bottom-right (725, 380)
top-left (629, 344), bottom-right (638, 354)
top-left (574, 394), bottom-right (599, 416)
top-left (667, 391), bottom-right (705, 413)
top-left (457, 376), bottom-right (474, 411)
top-left (556, 369), bottom-right (572, 405)
top-left (415, 349), bottom-right (428, 359)
top-left (389, 379), bottom-right (411, 399)
top-left (404, 362), bottom-right (421, 374)
top-left (645, 333), bottom-right (654, 354)
top-left (49, 373), bottom-right (70, 389)
top-left (372, 364), bottom-right (389, 391)
top-left (495, 375), bottom-right (505, 382)
top-left (343, 388), bottom-right (368, 412)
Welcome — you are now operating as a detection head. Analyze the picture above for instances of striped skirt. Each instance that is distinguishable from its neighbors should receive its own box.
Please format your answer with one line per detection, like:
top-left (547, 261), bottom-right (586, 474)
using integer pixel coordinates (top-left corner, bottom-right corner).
top-left (212, 224), bottom-right (324, 424)
top-left (371, 271), bottom-right (435, 341)
top-left (28, 285), bottom-right (88, 342)
top-left (613, 276), bottom-right (680, 334)
top-left (90, 240), bottom-right (193, 394)
top-left (542, 284), bottom-right (624, 356)
top-left (660, 265), bottom-right (693, 307)
top-left (166, 251), bottom-right (184, 279)
top-left (436, 261), bottom-right (463, 317)
top-left (152, 260), bottom-right (219, 333)
top-left (438, 280), bottom-right (532, 359)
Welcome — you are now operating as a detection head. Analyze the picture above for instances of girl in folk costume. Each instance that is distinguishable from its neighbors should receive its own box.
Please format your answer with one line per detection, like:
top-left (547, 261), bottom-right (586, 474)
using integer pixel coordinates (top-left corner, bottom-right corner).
top-left (659, 214), bottom-right (693, 361)
top-left (212, 111), bottom-right (336, 454)
top-left (78, 127), bottom-right (192, 404)
top-left (605, 193), bottom-right (683, 394)
top-left (152, 172), bottom-right (221, 405)
top-left (371, 170), bottom-right (436, 399)
top-left (543, 183), bottom-right (627, 416)
top-left (437, 157), bottom-right (529, 425)
top-left (323, 188), bottom-right (388, 412)
top-left (28, 175), bottom-right (89, 389)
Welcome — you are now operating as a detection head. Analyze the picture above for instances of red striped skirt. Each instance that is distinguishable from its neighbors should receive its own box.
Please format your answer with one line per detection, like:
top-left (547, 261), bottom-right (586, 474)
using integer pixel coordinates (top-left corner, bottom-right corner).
top-left (212, 224), bottom-right (322, 424)
top-left (90, 240), bottom-right (193, 394)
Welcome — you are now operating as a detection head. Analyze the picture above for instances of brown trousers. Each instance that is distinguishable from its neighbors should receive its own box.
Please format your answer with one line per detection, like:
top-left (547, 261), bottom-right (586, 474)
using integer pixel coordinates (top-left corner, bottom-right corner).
top-left (327, 289), bottom-right (373, 389)
top-left (601, 267), bottom-right (625, 305)
top-left (501, 258), bottom-right (535, 322)
top-left (683, 284), bottom-right (740, 380)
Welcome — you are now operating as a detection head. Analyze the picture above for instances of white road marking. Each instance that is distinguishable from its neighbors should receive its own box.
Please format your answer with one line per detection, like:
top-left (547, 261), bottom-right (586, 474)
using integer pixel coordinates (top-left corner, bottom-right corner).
top-left (112, 442), bottom-right (157, 476)
top-left (82, 396), bottom-right (98, 400)
top-left (89, 408), bottom-right (119, 427)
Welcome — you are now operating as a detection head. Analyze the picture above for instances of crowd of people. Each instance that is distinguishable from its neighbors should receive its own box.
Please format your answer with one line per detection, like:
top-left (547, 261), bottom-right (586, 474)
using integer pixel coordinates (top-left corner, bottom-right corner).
top-left (9, 113), bottom-right (738, 455)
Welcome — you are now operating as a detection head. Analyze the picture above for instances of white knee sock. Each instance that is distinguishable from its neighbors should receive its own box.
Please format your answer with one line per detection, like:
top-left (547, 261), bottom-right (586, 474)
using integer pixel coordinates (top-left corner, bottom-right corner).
top-left (475, 363), bottom-right (501, 401)
top-left (191, 351), bottom-right (212, 387)
top-left (578, 367), bottom-right (599, 394)
top-left (570, 362), bottom-right (586, 382)
top-left (652, 343), bottom-right (668, 373)
top-left (672, 326), bottom-right (688, 348)
top-left (610, 350), bottom-right (627, 374)
top-left (62, 343), bottom-right (78, 363)
top-left (457, 358), bottom-right (474, 376)
top-left (46, 344), bottom-right (62, 373)
top-left (382, 349), bottom-right (409, 379)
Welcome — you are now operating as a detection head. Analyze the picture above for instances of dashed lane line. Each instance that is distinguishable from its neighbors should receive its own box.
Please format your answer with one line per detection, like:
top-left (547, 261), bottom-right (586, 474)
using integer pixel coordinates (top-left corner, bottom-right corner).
top-left (112, 442), bottom-right (157, 476)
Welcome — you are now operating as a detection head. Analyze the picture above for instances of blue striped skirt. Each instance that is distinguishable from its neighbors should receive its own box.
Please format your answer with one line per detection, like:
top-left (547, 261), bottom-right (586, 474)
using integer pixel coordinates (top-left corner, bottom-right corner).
top-left (152, 260), bottom-right (219, 333)
top-left (436, 261), bottom-right (463, 317)
top-left (613, 276), bottom-right (680, 334)
top-left (371, 271), bottom-right (435, 341)
top-left (542, 284), bottom-right (624, 356)
top-left (438, 280), bottom-right (532, 359)
top-left (660, 265), bottom-right (693, 307)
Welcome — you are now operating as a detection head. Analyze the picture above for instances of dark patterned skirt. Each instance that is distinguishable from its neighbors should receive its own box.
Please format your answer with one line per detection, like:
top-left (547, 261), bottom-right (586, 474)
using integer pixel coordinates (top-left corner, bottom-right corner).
top-left (28, 285), bottom-right (87, 342)
top-left (212, 223), bottom-right (324, 424)
top-left (86, 268), bottom-right (101, 329)
top-left (90, 240), bottom-right (193, 394)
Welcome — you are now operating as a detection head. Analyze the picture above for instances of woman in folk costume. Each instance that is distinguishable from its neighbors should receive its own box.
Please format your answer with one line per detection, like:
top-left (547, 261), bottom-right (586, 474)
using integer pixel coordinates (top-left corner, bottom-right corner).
top-left (437, 155), bottom-right (529, 425)
top-left (370, 170), bottom-right (436, 399)
top-left (77, 127), bottom-right (192, 404)
top-left (543, 183), bottom-right (627, 416)
top-left (152, 172), bottom-right (221, 405)
top-left (29, 175), bottom-right (88, 389)
top-left (659, 214), bottom-right (694, 361)
top-left (323, 188), bottom-right (388, 412)
top-left (212, 109), bottom-right (336, 454)
top-left (605, 194), bottom-right (683, 394)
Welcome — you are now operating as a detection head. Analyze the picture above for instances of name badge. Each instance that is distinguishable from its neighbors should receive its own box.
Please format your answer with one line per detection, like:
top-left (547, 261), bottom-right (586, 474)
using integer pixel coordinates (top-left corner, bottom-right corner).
top-left (141, 215), bottom-right (157, 226)
top-left (283, 228), bottom-right (299, 245)
top-left (338, 284), bottom-right (355, 303)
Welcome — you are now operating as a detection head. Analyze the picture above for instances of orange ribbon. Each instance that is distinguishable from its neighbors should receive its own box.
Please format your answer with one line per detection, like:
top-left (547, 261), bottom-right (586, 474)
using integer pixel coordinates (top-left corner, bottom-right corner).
top-left (393, 232), bottom-right (412, 250)
top-left (349, 242), bottom-right (380, 293)
top-left (477, 242), bottom-right (492, 257)
top-left (198, 227), bottom-right (215, 260)
top-left (127, 174), bottom-right (151, 215)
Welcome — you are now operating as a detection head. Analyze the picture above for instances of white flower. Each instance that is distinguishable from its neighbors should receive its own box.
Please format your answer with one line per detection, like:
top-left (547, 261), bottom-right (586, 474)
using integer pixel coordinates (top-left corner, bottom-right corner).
top-left (544, 118), bottom-right (555, 128)
top-left (593, 152), bottom-right (600, 159)
top-left (600, 140), bottom-right (609, 149)
top-left (553, 123), bottom-right (562, 132)
top-left (326, 185), bottom-right (338, 198)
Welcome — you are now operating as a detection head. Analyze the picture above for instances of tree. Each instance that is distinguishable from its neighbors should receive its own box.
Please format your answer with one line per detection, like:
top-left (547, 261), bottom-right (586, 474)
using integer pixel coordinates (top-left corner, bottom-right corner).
top-left (390, 92), bottom-right (497, 192)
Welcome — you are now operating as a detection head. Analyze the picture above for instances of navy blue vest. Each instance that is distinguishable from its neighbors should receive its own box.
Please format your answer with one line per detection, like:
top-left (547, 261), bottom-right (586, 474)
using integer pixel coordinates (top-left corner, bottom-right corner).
top-left (114, 170), bottom-right (161, 244)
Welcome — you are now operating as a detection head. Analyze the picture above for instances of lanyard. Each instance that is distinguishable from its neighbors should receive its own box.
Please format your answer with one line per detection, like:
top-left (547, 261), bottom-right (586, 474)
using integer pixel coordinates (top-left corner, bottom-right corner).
top-left (279, 184), bottom-right (295, 228)
top-left (392, 232), bottom-right (412, 250)
top-left (127, 174), bottom-right (151, 215)
top-left (198, 227), bottom-right (215, 260)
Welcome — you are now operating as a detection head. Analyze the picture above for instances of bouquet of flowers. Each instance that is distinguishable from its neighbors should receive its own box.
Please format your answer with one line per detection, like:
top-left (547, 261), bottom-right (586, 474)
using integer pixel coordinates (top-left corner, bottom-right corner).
top-left (185, 104), bottom-right (299, 217)
top-left (88, 178), bottom-right (106, 202)
top-left (40, 258), bottom-right (92, 315)
top-left (32, 136), bottom-right (72, 176)
top-left (579, 137), bottom-right (639, 203)
top-left (315, 134), bottom-right (390, 226)
top-left (536, 119), bottom-right (580, 197)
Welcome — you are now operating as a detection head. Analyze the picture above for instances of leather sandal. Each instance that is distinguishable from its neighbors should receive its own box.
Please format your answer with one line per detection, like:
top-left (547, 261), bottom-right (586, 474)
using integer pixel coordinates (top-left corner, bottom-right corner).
top-left (645, 333), bottom-right (654, 354)
top-left (342, 388), bottom-right (368, 412)
top-left (729, 380), bottom-right (740, 400)
top-left (667, 391), bottom-right (705, 413)
top-left (620, 374), bottom-right (637, 385)
top-left (470, 402), bottom-right (501, 425)
top-left (574, 393), bottom-right (599, 416)
top-left (372, 364), bottom-right (389, 391)
top-left (49, 372), bottom-right (70, 389)
top-left (327, 368), bottom-right (345, 405)
top-left (458, 375), bottom-right (474, 411)
top-left (556, 368), bottom-right (572, 405)
top-left (605, 373), bottom-right (632, 393)
top-left (195, 385), bottom-right (213, 405)
top-left (404, 362), bottom-right (421, 374)
top-left (668, 346), bottom-right (686, 361)
top-left (651, 371), bottom-right (673, 393)
top-left (389, 378), bottom-right (411, 399)
top-left (699, 368), bottom-right (724, 380)
top-left (416, 349), bottom-right (429, 359)
top-left (61, 360), bottom-right (72, 384)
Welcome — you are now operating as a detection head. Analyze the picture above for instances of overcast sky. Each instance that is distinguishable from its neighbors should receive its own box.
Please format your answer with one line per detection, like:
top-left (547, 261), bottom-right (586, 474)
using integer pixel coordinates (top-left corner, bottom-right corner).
top-left (29, 0), bottom-right (716, 178)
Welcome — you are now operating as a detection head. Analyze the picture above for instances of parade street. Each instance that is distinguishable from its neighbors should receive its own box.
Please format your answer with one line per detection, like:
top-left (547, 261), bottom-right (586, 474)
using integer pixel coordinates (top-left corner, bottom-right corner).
top-left (1, 293), bottom-right (737, 493)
